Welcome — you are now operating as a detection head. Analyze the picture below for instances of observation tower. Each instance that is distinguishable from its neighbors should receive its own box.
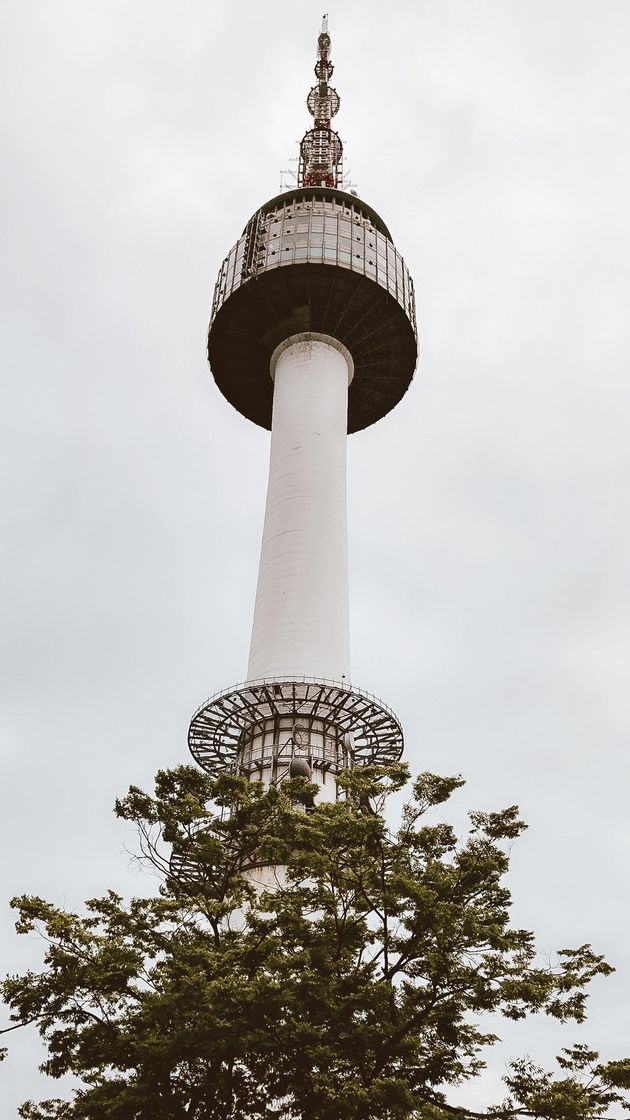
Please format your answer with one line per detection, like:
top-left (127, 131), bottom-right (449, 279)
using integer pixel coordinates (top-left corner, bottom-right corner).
top-left (189, 17), bottom-right (417, 840)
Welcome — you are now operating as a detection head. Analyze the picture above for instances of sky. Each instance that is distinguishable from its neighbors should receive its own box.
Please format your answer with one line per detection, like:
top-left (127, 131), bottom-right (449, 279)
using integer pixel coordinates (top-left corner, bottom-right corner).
top-left (1, 0), bottom-right (629, 1113)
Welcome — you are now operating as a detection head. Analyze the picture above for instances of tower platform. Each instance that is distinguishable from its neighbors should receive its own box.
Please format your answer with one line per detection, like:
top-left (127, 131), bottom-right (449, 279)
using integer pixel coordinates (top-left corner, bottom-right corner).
top-left (189, 677), bottom-right (404, 788)
top-left (208, 187), bottom-right (417, 433)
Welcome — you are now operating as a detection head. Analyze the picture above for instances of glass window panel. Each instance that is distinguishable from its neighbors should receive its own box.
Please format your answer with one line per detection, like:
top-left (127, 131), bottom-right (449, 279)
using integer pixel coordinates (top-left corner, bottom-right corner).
top-left (324, 246), bottom-right (337, 259)
top-left (295, 233), bottom-right (308, 247)
top-left (338, 250), bottom-right (351, 263)
top-left (324, 234), bottom-right (337, 247)
top-left (295, 246), bottom-right (308, 259)
top-left (311, 217), bottom-right (324, 231)
top-left (309, 244), bottom-right (323, 257)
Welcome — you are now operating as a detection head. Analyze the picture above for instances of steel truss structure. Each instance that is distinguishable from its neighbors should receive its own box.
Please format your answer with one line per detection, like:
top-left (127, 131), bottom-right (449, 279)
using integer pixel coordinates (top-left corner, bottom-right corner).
top-left (188, 677), bottom-right (404, 778)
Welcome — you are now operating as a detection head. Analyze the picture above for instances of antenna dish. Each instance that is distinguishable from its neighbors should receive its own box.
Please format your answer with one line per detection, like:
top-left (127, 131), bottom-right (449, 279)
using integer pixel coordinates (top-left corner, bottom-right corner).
top-left (289, 756), bottom-right (312, 779)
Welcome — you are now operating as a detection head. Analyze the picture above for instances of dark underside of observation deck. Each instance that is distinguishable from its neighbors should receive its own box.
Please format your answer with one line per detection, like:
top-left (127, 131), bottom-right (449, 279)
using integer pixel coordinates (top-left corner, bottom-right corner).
top-left (207, 263), bottom-right (418, 434)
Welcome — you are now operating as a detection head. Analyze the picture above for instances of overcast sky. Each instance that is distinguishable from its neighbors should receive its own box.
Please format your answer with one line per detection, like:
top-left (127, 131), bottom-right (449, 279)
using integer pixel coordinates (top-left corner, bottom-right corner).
top-left (1, 0), bottom-right (629, 1114)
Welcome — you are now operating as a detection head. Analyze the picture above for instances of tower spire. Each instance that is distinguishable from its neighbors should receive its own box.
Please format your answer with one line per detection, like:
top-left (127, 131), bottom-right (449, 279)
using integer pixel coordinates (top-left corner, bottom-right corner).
top-left (298, 15), bottom-right (343, 188)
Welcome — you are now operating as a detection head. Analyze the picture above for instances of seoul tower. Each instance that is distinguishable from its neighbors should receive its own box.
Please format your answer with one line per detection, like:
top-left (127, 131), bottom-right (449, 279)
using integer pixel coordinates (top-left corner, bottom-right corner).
top-left (189, 17), bottom-right (417, 881)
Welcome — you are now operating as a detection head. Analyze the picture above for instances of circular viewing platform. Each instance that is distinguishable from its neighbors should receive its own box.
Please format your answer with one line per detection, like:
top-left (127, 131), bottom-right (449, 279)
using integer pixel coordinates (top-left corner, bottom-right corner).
top-left (188, 676), bottom-right (404, 780)
top-left (207, 188), bottom-right (418, 433)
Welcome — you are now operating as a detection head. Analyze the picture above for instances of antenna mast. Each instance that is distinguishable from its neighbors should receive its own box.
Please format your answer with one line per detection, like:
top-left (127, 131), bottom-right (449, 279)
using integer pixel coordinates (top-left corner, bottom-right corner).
top-left (298, 13), bottom-right (343, 188)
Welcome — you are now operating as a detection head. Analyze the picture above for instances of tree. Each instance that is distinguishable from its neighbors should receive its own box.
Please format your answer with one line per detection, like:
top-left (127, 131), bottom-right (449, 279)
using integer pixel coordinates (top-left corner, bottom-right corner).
top-left (2, 764), bottom-right (629, 1119)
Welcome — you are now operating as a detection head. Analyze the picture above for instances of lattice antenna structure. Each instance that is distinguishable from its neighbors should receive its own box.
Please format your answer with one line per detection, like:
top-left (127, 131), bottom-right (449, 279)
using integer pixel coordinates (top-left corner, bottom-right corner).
top-left (298, 14), bottom-right (343, 189)
top-left (190, 18), bottom-right (418, 884)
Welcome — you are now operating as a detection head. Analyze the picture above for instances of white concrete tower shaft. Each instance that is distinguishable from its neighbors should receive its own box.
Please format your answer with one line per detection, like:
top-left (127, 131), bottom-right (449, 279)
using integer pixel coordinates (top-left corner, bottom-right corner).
top-left (247, 333), bottom-right (353, 683)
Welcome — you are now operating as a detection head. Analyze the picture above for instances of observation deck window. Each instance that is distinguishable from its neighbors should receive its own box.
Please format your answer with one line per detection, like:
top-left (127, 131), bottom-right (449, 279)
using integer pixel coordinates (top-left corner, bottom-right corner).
top-left (211, 199), bottom-right (417, 344)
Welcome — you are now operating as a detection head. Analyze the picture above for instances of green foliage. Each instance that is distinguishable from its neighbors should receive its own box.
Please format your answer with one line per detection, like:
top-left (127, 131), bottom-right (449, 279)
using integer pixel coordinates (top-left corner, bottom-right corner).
top-left (2, 765), bottom-right (627, 1119)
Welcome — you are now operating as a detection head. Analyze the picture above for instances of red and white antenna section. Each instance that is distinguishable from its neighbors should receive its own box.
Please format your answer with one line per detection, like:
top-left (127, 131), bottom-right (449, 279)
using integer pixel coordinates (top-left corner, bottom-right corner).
top-left (298, 14), bottom-right (343, 189)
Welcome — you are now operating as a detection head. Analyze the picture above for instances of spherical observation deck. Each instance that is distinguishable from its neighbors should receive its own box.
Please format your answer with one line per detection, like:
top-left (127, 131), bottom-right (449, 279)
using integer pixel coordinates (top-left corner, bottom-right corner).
top-left (208, 187), bottom-right (418, 433)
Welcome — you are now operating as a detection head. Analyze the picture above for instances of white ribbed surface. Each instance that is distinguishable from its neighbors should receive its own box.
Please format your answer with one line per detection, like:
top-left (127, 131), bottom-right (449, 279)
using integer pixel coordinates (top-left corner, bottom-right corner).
top-left (247, 336), bottom-right (351, 682)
